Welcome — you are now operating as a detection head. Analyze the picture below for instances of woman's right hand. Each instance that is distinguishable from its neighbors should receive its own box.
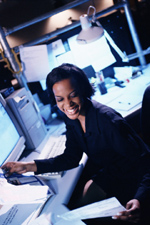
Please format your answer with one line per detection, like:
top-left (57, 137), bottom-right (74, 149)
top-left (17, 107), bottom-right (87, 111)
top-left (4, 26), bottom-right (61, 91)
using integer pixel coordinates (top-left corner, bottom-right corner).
top-left (1, 161), bottom-right (37, 176)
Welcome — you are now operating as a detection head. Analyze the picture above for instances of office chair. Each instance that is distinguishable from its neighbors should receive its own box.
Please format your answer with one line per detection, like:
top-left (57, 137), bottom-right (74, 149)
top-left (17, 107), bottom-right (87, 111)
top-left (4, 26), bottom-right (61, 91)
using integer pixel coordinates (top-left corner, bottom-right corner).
top-left (141, 85), bottom-right (150, 146)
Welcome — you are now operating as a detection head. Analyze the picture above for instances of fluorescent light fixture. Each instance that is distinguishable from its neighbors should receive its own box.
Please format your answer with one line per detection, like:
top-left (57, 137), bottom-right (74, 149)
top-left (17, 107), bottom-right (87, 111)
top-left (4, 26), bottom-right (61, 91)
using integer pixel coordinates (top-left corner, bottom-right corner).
top-left (77, 6), bottom-right (104, 44)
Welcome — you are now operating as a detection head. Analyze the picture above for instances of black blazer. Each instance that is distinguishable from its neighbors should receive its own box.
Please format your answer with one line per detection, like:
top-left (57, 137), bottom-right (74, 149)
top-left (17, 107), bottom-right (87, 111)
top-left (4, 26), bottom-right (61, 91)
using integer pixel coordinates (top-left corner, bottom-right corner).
top-left (35, 99), bottom-right (150, 204)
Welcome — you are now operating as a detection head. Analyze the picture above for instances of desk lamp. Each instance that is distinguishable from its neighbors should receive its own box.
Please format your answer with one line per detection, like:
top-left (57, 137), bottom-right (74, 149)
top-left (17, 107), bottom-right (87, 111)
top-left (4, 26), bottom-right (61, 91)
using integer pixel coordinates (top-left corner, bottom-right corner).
top-left (77, 6), bottom-right (104, 44)
top-left (77, 6), bottom-right (128, 62)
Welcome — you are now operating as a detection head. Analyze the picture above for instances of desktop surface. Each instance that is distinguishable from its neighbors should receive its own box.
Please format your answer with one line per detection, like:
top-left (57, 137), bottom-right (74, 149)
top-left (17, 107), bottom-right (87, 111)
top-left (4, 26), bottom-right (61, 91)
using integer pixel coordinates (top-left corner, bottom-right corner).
top-left (93, 63), bottom-right (150, 118)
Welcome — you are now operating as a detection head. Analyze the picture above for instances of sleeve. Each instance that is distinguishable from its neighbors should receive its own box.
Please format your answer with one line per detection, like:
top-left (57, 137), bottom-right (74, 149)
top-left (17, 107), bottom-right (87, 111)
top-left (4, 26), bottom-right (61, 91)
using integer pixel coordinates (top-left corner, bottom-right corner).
top-left (107, 112), bottom-right (150, 204)
top-left (34, 123), bottom-right (83, 175)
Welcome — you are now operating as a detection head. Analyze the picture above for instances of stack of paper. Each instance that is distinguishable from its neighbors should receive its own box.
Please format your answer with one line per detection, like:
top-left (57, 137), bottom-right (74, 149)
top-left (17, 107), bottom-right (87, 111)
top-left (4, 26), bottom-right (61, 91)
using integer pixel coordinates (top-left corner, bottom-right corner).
top-left (0, 171), bottom-right (53, 225)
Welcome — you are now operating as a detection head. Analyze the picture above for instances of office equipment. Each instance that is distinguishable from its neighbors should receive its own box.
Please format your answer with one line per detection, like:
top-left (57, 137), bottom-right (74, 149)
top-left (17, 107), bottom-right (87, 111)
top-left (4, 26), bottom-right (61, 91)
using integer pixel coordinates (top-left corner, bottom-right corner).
top-left (76, 5), bottom-right (128, 64)
top-left (27, 134), bottom-right (66, 179)
top-left (96, 71), bottom-right (107, 95)
top-left (2, 171), bottom-right (46, 186)
top-left (0, 94), bottom-right (25, 166)
top-left (68, 33), bottom-right (116, 71)
top-left (77, 6), bottom-right (104, 44)
top-left (6, 87), bottom-right (47, 150)
top-left (82, 65), bottom-right (96, 79)
top-left (0, 86), bottom-right (14, 98)
top-left (38, 171), bottom-right (64, 180)
top-left (38, 135), bottom-right (66, 159)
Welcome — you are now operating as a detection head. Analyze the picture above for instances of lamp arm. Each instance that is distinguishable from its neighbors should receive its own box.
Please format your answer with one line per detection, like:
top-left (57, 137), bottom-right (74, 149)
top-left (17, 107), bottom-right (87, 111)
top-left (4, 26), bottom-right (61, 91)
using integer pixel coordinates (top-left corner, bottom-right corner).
top-left (94, 19), bottom-right (128, 62)
top-left (103, 29), bottom-right (128, 62)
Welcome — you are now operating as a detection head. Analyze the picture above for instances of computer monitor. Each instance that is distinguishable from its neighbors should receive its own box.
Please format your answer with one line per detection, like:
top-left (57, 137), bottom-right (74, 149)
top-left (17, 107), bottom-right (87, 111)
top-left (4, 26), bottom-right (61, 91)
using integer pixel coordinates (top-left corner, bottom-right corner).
top-left (0, 94), bottom-right (26, 166)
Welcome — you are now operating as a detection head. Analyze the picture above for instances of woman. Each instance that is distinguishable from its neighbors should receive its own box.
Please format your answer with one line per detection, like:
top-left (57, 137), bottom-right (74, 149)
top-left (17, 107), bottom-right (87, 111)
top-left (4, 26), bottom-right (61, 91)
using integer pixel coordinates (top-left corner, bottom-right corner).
top-left (2, 63), bottom-right (150, 224)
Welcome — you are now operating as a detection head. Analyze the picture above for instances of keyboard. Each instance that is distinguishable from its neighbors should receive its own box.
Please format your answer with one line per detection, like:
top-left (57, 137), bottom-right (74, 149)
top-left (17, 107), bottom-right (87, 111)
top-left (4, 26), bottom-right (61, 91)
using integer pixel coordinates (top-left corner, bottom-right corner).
top-left (38, 135), bottom-right (66, 160)
top-left (36, 135), bottom-right (66, 179)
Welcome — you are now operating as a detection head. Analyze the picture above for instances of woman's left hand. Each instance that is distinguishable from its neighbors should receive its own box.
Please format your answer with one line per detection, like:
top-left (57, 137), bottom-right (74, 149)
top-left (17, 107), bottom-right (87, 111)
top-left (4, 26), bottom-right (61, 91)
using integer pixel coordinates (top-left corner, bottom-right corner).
top-left (112, 199), bottom-right (141, 223)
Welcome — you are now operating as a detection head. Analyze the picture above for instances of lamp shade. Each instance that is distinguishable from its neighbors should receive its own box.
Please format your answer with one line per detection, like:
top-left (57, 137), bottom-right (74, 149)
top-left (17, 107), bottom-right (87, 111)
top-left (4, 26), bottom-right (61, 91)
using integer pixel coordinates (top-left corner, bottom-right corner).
top-left (77, 14), bottom-right (104, 44)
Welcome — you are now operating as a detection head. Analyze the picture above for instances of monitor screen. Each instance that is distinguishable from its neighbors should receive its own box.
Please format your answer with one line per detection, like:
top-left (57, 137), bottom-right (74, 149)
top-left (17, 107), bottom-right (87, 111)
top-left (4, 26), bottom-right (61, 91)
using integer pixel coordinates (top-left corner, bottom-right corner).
top-left (0, 95), bottom-right (25, 166)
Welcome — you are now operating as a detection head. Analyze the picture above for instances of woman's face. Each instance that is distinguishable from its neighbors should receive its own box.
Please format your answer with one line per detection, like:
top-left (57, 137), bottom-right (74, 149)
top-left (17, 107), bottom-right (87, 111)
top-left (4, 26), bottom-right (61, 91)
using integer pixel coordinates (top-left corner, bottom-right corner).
top-left (53, 78), bottom-right (84, 120)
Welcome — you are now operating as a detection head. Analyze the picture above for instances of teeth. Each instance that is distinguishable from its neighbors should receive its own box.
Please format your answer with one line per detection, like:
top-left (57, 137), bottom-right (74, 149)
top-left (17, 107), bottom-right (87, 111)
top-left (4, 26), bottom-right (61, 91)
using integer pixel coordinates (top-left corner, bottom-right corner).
top-left (67, 108), bottom-right (75, 112)
top-left (66, 106), bottom-right (77, 114)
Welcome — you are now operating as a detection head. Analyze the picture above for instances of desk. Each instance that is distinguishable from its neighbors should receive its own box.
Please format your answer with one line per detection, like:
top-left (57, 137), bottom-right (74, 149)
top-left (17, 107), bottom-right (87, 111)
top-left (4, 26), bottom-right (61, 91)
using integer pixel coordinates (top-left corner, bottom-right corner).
top-left (93, 64), bottom-right (150, 118)
top-left (23, 64), bottom-right (150, 224)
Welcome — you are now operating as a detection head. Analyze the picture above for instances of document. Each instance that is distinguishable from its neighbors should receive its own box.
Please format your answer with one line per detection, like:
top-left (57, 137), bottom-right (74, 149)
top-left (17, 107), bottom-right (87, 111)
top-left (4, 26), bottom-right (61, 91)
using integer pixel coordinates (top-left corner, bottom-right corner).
top-left (0, 172), bottom-right (54, 224)
top-left (19, 39), bottom-right (65, 83)
top-left (20, 45), bottom-right (51, 82)
top-left (54, 218), bottom-right (85, 225)
top-left (58, 197), bottom-right (126, 221)
top-left (0, 200), bottom-right (51, 225)
top-left (0, 173), bottom-right (53, 204)
top-left (29, 213), bottom-right (52, 225)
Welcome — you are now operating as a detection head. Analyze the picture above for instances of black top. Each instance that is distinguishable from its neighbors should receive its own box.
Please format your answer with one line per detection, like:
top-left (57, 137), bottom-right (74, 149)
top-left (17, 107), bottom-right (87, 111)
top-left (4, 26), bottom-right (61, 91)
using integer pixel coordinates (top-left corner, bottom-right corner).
top-left (35, 99), bottom-right (150, 205)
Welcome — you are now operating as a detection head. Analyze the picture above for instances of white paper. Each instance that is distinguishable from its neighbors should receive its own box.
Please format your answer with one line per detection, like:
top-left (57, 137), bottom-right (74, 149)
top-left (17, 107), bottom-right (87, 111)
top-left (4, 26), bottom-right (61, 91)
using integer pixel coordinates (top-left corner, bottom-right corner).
top-left (0, 173), bottom-right (53, 225)
top-left (58, 197), bottom-right (126, 221)
top-left (47, 39), bottom-right (66, 70)
top-left (107, 94), bottom-right (143, 111)
top-left (68, 34), bottom-right (116, 70)
top-left (20, 45), bottom-right (50, 82)
top-left (49, 39), bottom-right (66, 57)
top-left (54, 218), bottom-right (85, 225)
top-left (0, 201), bottom-right (48, 225)
top-left (19, 39), bottom-right (65, 83)
top-left (0, 175), bottom-right (52, 204)
top-left (114, 66), bottom-right (133, 80)
top-left (56, 51), bottom-right (75, 65)
top-left (29, 213), bottom-right (52, 225)
top-left (0, 184), bottom-right (50, 204)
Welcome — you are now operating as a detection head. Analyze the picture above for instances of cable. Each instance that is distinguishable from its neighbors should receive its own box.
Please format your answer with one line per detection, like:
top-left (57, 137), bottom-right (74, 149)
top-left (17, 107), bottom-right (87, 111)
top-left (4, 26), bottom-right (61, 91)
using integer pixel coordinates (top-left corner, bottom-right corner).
top-left (0, 48), bottom-right (22, 74)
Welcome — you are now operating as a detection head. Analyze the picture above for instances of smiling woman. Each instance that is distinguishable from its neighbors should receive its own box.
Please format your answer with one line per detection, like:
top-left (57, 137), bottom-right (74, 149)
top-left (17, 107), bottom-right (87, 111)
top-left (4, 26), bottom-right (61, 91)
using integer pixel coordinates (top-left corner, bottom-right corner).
top-left (46, 63), bottom-right (95, 131)
top-left (2, 63), bottom-right (150, 225)
top-left (46, 63), bottom-right (95, 107)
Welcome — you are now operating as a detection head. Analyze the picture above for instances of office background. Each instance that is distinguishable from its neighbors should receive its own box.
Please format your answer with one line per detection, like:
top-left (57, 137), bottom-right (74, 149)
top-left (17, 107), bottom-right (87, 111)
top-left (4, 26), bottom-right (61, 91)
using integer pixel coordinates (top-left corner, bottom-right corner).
top-left (0, 0), bottom-right (150, 88)
top-left (1, 1), bottom-right (150, 223)
top-left (0, 0), bottom-right (150, 133)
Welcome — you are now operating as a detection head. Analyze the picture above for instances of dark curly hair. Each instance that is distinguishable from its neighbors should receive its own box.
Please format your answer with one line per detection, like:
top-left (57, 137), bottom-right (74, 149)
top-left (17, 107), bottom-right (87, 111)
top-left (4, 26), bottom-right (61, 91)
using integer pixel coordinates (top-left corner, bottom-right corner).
top-left (46, 63), bottom-right (95, 106)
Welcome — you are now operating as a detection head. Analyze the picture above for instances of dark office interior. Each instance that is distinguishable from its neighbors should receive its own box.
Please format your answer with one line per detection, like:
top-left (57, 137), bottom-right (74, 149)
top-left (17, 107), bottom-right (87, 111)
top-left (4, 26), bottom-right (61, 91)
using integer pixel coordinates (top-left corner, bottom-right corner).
top-left (1, 0), bottom-right (150, 132)
top-left (0, 0), bottom-right (150, 83)
top-left (1, 1), bottom-right (150, 224)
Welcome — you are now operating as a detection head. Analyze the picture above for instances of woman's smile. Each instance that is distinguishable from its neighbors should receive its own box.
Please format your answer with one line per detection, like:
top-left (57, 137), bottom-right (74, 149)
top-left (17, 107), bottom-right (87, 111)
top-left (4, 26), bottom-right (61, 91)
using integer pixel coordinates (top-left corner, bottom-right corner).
top-left (52, 78), bottom-right (84, 120)
top-left (65, 105), bottom-right (79, 115)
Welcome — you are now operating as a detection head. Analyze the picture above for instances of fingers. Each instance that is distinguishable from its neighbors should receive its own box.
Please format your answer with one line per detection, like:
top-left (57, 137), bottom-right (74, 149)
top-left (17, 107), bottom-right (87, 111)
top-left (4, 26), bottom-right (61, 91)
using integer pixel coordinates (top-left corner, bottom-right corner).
top-left (1, 162), bottom-right (26, 177)
top-left (1, 162), bottom-right (14, 177)
top-left (112, 210), bottom-right (140, 223)
top-left (1, 161), bottom-right (37, 176)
